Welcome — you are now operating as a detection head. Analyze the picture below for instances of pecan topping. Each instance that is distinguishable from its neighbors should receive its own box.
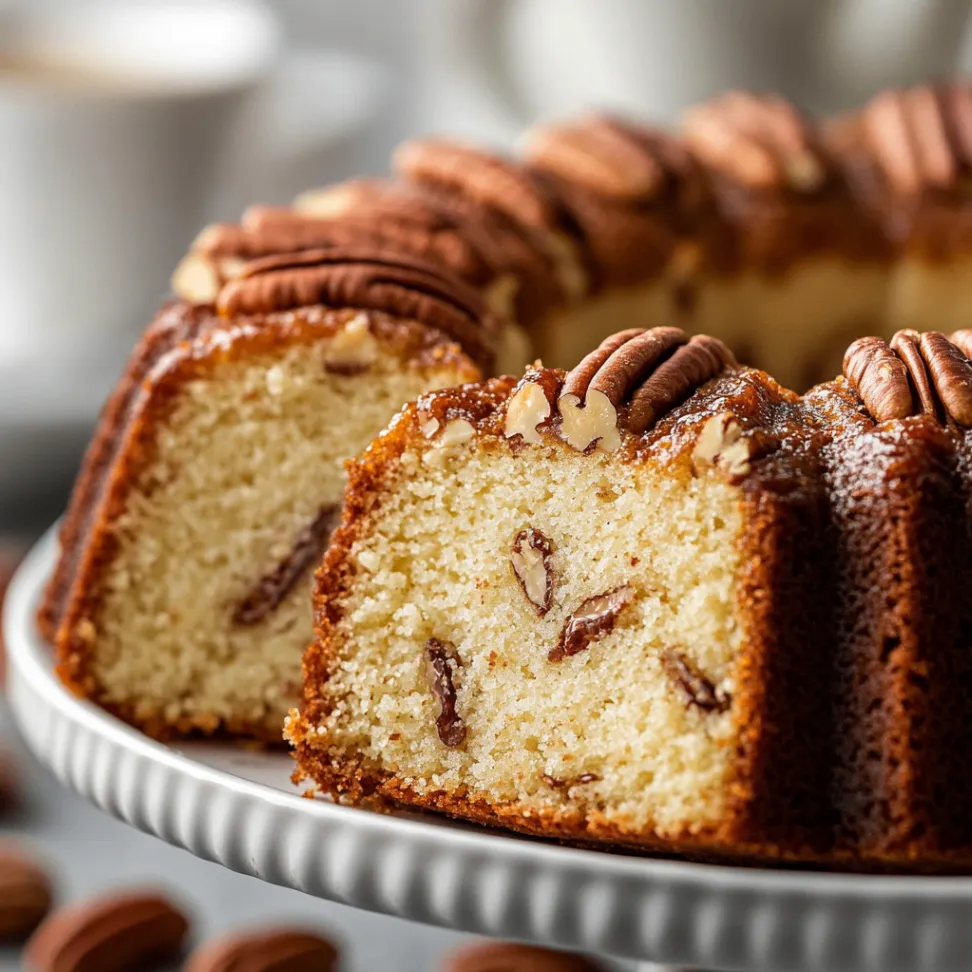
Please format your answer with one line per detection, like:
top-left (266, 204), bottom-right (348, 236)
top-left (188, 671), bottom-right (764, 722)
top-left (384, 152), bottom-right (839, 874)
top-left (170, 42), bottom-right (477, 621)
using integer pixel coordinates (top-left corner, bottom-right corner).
top-left (511, 527), bottom-right (555, 615)
top-left (889, 329), bottom-right (939, 415)
top-left (395, 139), bottom-right (560, 230)
top-left (627, 334), bottom-right (735, 434)
top-left (445, 941), bottom-right (607, 972)
top-left (184, 928), bottom-right (339, 972)
top-left (662, 649), bottom-right (730, 713)
top-left (24, 891), bottom-right (188, 972)
top-left (558, 327), bottom-right (690, 452)
top-left (682, 91), bottom-right (826, 191)
top-left (525, 115), bottom-right (666, 200)
top-left (920, 331), bottom-right (972, 426)
top-left (549, 586), bottom-right (632, 662)
top-left (860, 83), bottom-right (972, 195)
top-left (0, 845), bottom-right (52, 942)
top-left (950, 329), bottom-right (972, 360)
top-left (843, 337), bottom-right (915, 422)
top-left (216, 247), bottom-right (497, 373)
top-left (844, 330), bottom-right (972, 426)
top-left (503, 370), bottom-right (558, 445)
top-left (425, 638), bottom-right (466, 747)
top-left (234, 506), bottom-right (341, 626)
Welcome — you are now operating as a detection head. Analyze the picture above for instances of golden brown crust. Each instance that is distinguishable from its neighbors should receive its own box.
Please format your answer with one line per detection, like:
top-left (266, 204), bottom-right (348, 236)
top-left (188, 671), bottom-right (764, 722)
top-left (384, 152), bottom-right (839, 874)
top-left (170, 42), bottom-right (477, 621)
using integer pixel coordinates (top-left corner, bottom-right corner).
top-left (40, 301), bottom-right (479, 742)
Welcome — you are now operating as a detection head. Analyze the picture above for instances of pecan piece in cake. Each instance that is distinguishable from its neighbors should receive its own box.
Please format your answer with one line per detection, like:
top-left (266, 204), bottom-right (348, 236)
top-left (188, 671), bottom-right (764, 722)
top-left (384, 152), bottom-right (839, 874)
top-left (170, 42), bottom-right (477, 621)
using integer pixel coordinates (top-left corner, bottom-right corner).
top-left (425, 638), bottom-right (466, 747)
top-left (549, 587), bottom-right (632, 662)
top-left (662, 649), bottom-right (730, 714)
top-left (511, 527), bottom-right (554, 615)
top-left (233, 506), bottom-right (341, 626)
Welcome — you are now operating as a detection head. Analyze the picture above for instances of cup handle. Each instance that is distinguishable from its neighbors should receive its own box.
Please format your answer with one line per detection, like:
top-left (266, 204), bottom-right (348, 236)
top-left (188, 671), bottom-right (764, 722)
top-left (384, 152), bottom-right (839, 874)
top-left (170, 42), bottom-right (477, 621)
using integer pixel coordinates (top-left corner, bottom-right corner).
top-left (212, 48), bottom-right (387, 214)
top-left (434, 0), bottom-right (531, 138)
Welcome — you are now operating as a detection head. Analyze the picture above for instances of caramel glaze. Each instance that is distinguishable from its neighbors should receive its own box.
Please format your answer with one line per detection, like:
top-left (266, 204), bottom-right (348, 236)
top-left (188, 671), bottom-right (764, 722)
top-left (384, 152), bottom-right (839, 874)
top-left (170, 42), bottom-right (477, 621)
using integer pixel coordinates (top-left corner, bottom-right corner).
top-left (39, 300), bottom-right (478, 741)
top-left (179, 84), bottom-right (972, 336)
top-left (296, 354), bottom-right (972, 869)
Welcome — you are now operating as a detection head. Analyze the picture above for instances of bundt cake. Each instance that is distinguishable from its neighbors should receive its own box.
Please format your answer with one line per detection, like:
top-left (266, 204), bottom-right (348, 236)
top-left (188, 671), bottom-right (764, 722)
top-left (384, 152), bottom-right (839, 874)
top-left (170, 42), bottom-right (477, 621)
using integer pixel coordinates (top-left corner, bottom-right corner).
top-left (41, 78), bottom-right (972, 745)
top-left (288, 325), bottom-right (972, 868)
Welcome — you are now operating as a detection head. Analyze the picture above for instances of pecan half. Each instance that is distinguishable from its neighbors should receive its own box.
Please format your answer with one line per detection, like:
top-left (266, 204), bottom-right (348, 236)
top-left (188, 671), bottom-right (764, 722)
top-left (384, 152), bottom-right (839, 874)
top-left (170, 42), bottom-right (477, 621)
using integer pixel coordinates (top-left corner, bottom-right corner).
top-left (683, 91), bottom-right (826, 191)
top-left (559, 327), bottom-right (690, 452)
top-left (511, 527), bottom-right (555, 615)
top-left (216, 247), bottom-right (497, 373)
top-left (861, 85), bottom-right (959, 195)
top-left (24, 891), bottom-right (188, 972)
top-left (394, 139), bottom-right (559, 230)
top-left (0, 845), bottom-right (52, 942)
top-left (662, 649), bottom-right (730, 714)
top-left (184, 928), bottom-right (339, 972)
top-left (549, 587), bottom-right (632, 662)
top-left (889, 329), bottom-right (939, 415)
top-left (626, 335), bottom-right (735, 434)
top-left (920, 331), bottom-right (972, 426)
top-left (843, 336), bottom-right (915, 422)
top-left (425, 639), bottom-right (466, 747)
top-left (234, 506), bottom-right (341, 626)
top-left (445, 941), bottom-right (608, 972)
top-left (525, 116), bottom-right (665, 200)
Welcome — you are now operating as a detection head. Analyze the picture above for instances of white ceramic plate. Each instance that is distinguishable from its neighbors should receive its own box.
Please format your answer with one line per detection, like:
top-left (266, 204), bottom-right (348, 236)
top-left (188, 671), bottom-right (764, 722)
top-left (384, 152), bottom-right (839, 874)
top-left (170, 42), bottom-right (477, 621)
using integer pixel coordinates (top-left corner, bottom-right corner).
top-left (8, 527), bottom-right (972, 972)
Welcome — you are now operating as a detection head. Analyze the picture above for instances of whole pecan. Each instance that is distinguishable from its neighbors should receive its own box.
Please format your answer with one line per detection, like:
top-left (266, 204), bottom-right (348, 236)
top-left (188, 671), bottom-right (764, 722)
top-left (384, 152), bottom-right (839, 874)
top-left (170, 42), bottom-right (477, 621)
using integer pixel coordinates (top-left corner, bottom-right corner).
top-left (444, 941), bottom-right (608, 972)
top-left (0, 845), bottom-right (52, 942)
top-left (24, 890), bottom-right (188, 972)
top-left (184, 927), bottom-right (339, 972)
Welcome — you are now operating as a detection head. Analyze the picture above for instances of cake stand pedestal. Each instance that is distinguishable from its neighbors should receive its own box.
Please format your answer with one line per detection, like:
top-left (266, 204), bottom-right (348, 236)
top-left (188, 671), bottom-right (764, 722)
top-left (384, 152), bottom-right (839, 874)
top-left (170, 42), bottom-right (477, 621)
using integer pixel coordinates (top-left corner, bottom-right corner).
top-left (8, 528), bottom-right (972, 972)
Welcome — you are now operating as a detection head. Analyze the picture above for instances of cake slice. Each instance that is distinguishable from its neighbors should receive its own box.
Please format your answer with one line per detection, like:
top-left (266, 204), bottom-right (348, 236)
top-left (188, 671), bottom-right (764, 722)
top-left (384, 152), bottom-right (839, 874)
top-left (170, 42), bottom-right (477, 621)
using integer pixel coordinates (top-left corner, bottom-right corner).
top-left (289, 327), bottom-right (836, 859)
top-left (40, 250), bottom-right (495, 740)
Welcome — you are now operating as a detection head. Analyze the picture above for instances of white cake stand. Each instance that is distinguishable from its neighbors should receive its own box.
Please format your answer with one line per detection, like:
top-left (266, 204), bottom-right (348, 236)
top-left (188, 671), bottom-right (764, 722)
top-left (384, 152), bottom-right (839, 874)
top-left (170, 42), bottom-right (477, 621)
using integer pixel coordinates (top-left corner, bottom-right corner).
top-left (8, 528), bottom-right (972, 972)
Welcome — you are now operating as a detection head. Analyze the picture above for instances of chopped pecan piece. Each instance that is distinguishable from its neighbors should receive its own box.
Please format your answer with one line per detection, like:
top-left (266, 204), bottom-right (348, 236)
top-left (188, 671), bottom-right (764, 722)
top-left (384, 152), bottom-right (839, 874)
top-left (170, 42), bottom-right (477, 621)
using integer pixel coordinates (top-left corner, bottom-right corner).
top-left (233, 506), bottom-right (341, 625)
top-left (425, 638), bottom-right (466, 747)
top-left (549, 587), bottom-right (632, 662)
top-left (542, 772), bottom-right (601, 790)
top-left (511, 528), bottom-right (554, 615)
top-left (662, 649), bottom-right (730, 713)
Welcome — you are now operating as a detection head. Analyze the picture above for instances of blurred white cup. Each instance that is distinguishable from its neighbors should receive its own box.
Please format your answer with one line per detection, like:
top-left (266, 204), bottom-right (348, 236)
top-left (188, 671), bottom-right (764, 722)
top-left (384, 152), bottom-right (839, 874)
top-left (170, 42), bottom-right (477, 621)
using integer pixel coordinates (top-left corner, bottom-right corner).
top-left (423, 0), bottom-right (972, 141)
top-left (0, 0), bottom-right (384, 366)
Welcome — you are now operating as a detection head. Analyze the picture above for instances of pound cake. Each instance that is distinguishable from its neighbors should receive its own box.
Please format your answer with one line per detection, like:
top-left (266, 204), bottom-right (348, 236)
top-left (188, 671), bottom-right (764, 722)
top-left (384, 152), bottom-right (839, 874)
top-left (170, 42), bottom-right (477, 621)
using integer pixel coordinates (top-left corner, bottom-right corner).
top-left (39, 253), bottom-right (494, 739)
top-left (42, 77), bottom-right (972, 744)
top-left (289, 325), bottom-right (972, 867)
